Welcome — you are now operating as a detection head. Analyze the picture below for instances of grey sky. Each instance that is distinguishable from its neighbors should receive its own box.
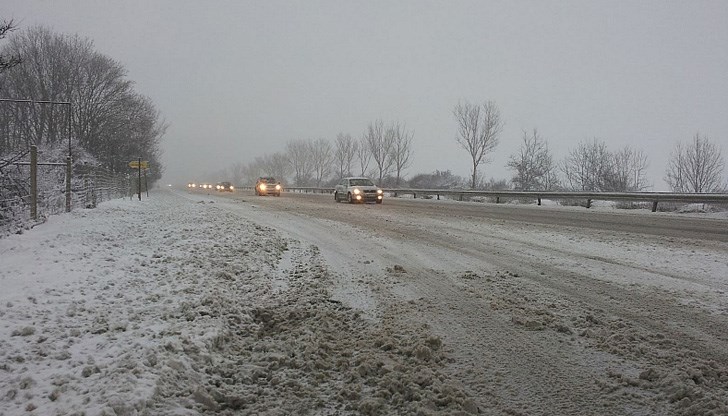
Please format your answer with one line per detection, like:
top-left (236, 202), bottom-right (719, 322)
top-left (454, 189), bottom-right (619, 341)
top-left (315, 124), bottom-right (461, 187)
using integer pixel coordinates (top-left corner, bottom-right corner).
top-left (4, 0), bottom-right (728, 189)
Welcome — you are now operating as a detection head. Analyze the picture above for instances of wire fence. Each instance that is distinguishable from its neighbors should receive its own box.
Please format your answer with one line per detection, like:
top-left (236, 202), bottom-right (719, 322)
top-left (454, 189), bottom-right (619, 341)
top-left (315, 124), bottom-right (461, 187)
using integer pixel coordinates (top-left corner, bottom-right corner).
top-left (1, 151), bottom-right (133, 236)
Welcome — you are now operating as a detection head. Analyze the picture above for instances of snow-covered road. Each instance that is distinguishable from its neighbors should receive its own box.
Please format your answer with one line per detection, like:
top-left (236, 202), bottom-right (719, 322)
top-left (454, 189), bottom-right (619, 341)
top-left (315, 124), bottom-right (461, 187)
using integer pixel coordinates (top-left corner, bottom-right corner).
top-left (1, 189), bottom-right (727, 415)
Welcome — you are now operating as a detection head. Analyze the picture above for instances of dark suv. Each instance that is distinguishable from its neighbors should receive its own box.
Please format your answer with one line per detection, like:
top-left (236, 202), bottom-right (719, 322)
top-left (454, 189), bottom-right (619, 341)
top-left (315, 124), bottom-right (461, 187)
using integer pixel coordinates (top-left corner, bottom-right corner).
top-left (255, 177), bottom-right (282, 196)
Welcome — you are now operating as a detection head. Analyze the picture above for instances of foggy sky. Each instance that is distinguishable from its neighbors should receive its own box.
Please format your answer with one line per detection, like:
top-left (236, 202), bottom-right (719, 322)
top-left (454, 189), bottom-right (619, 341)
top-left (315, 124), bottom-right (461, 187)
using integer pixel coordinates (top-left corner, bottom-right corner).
top-left (4, 0), bottom-right (728, 190)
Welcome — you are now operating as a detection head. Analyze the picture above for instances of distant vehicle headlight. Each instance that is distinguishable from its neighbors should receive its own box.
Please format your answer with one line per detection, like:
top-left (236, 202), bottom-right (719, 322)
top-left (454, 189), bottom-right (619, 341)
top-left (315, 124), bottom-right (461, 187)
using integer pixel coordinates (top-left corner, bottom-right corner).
top-left (275, 184), bottom-right (281, 190)
top-left (353, 188), bottom-right (361, 195)
top-left (230, 186), bottom-right (234, 190)
top-left (377, 189), bottom-right (383, 194)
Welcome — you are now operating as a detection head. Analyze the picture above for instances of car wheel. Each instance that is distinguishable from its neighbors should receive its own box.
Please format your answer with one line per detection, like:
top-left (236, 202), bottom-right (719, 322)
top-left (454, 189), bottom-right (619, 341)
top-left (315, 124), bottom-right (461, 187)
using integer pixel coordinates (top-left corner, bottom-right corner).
top-left (376, 199), bottom-right (383, 204)
top-left (334, 192), bottom-right (339, 202)
top-left (347, 193), bottom-right (353, 204)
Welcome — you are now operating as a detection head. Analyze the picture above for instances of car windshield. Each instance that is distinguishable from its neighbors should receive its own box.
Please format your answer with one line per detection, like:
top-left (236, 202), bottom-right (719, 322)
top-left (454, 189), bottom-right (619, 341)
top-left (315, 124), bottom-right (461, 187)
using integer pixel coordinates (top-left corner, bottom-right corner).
top-left (259, 177), bottom-right (276, 183)
top-left (350, 178), bottom-right (374, 186)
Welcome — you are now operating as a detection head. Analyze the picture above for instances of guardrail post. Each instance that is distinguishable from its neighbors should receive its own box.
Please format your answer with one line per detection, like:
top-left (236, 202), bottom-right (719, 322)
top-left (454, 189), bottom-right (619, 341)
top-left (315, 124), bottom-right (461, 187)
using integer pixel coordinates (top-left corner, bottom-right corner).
top-left (537, 196), bottom-right (542, 206)
top-left (437, 194), bottom-right (440, 200)
top-left (586, 198), bottom-right (592, 209)
top-left (65, 156), bottom-right (72, 212)
top-left (459, 193), bottom-right (463, 202)
top-left (30, 145), bottom-right (37, 220)
top-left (652, 200), bottom-right (658, 212)
top-left (496, 196), bottom-right (500, 204)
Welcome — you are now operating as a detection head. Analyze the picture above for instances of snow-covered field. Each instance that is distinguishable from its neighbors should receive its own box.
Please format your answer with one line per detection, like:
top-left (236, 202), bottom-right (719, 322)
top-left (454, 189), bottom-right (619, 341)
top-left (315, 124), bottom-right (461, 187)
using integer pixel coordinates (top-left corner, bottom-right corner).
top-left (1, 190), bottom-right (727, 415)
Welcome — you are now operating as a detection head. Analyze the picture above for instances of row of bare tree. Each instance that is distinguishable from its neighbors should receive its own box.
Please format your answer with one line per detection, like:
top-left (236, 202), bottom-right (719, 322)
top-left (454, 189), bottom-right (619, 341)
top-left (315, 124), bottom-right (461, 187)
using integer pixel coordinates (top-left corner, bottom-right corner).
top-left (0, 24), bottom-right (166, 180)
top-left (218, 97), bottom-right (725, 192)
top-left (454, 100), bottom-right (725, 193)
top-left (507, 128), bottom-right (724, 193)
top-left (221, 120), bottom-right (415, 188)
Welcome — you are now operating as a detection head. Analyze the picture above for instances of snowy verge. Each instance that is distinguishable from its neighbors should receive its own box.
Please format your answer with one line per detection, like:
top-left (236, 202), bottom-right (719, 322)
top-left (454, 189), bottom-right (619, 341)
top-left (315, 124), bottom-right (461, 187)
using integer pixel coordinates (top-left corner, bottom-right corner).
top-left (0, 191), bottom-right (478, 415)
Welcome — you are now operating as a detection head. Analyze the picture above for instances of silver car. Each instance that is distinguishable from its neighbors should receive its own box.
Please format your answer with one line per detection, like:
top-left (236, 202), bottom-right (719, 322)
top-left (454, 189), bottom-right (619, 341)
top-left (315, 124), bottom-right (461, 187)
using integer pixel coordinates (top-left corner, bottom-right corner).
top-left (334, 177), bottom-right (383, 204)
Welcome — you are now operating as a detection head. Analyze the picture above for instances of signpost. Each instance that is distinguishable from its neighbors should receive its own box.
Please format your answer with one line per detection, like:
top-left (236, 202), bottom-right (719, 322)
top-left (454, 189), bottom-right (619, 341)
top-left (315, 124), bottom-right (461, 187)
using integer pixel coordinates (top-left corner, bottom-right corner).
top-left (129, 159), bottom-right (150, 200)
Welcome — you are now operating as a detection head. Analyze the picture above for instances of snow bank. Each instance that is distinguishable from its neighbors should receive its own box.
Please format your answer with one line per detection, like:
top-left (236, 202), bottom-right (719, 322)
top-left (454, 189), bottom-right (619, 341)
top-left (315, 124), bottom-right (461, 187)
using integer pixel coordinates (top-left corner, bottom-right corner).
top-left (0, 192), bottom-right (478, 415)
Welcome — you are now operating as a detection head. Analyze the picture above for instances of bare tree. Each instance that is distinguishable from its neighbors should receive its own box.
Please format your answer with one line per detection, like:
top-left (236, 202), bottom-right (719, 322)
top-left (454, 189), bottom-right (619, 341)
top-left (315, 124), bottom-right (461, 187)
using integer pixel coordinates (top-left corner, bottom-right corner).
top-left (285, 139), bottom-right (313, 186)
top-left (227, 162), bottom-right (246, 186)
top-left (356, 135), bottom-right (372, 177)
top-left (265, 152), bottom-right (291, 184)
top-left (389, 122), bottom-right (414, 186)
top-left (0, 19), bottom-right (21, 72)
top-left (365, 120), bottom-right (395, 185)
top-left (665, 133), bottom-right (725, 193)
top-left (244, 152), bottom-right (292, 184)
top-left (542, 165), bottom-right (560, 191)
top-left (607, 146), bottom-right (650, 191)
top-left (309, 138), bottom-right (334, 187)
top-left (562, 139), bottom-right (652, 192)
top-left (507, 129), bottom-right (557, 190)
top-left (334, 133), bottom-right (357, 179)
top-left (241, 158), bottom-right (265, 185)
top-left (453, 100), bottom-right (503, 188)
top-left (561, 139), bottom-right (613, 191)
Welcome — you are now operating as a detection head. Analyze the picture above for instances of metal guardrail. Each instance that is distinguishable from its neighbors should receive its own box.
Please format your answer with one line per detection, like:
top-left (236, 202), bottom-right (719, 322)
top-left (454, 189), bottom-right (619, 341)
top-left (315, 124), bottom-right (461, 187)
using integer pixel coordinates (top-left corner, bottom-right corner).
top-left (275, 186), bottom-right (728, 212)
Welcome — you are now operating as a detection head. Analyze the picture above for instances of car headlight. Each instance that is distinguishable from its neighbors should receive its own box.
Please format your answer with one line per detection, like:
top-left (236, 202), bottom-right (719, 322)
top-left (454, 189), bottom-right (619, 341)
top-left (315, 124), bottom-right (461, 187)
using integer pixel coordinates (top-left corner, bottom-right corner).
top-left (260, 183), bottom-right (267, 190)
top-left (275, 184), bottom-right (281, 190)
top-left (353, 188), bottom-right (360, 195)
top-left (377, 189), bottom-right (383, 194)
top-left (230, 186), bottom-right (234, 190)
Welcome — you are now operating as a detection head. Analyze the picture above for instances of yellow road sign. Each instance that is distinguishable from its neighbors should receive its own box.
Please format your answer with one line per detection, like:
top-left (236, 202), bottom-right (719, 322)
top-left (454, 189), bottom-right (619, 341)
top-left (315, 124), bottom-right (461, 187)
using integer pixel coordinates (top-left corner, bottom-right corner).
top-left (129, 160), bottom-right (149, 169)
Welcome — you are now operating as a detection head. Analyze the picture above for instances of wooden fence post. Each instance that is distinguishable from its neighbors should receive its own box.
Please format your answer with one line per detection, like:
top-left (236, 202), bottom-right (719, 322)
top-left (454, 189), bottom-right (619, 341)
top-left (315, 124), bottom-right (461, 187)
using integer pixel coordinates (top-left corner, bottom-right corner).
top-left (66, 156), bottom-right (72, 212)
top-left (30, 145), bottom-right (37, 220)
